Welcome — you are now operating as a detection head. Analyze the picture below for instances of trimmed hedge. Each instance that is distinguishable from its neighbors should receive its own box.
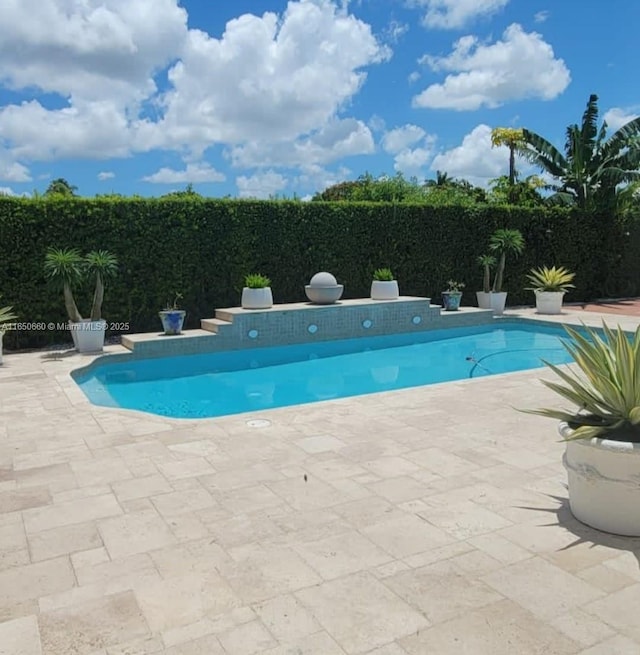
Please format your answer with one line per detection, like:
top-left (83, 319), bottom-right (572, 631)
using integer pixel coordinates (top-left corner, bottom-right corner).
top-left (0, 197), bottom-right (636, 349)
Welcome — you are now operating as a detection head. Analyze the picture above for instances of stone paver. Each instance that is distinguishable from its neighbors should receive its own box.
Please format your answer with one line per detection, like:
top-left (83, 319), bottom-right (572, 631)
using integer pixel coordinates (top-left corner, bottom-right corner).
top-left (0, 307), bottom-right (640, 653)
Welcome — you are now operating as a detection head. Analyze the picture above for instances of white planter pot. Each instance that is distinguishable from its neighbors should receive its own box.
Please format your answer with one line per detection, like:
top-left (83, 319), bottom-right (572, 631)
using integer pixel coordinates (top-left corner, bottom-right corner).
top-left (535, 291), bottom-right (565, 315)
top-left (561, 422), bottom-right (640, 536)
top-left (371, 280), bottom-right (399, 300)
top-left (70, 319), bottom-right (106, 353)
top-left (241, 287), bottom-right (273, 309)
top-left (490, 291), bottom-right (507, 316)
top-left (476, 291), bottom-right (492, 309)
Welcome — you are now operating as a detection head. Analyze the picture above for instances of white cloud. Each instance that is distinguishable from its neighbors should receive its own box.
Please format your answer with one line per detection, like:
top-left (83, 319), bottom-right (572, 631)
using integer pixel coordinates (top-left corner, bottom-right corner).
top-left (0, 186), bottom-right (19, 196)
top-left (382, 124), bottom-right (436, 177)
top-left (409, 0), bottom-right (509, 29)
top-left (0, 155), bottom-right (31, 182)
top-left (383, 20), bottom-right (409, 43)
top-left (98, 171), bottom-right (115, 181)
top-left (0, 0), bottom-right (188, 103)
top-left (413, 24), bottom-right (570, 110)
top-left (294, 164), bottom-right (352, 196)
top-left (534, 10), bottom-right (549, 23)
top-left (382, 125), bottom-right (427, 154)
top-left (0, 100), bottom-right (134, 161)
top-left (229, 119), bottom-right (374, 169)
top-left (142, 162), bottom-right (225, 184)
top-left (408, 71), bottom-right (421, 84)
top-left (145, 1), bottom-right (389, 152)
top-left (0, 1), bottom-right (387, 182)
top-left (603, 107), bottom-right (639, 132)
top-left (430, 124), bottom-right (515, 186)
top-left (236, 171), bottom-right (288, 198)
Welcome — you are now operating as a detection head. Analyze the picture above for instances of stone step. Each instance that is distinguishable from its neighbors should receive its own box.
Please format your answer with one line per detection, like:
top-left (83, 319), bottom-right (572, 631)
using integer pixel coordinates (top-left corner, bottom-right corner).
top-left (201, 318), bottom-right (232, 334)
top-left (121, 329), bottom-right (217, 352)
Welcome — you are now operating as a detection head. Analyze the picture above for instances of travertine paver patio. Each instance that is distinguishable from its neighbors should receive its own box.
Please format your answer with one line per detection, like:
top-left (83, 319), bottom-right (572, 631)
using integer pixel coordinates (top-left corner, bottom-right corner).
top-left (1, 307), bottom-right (640, 654)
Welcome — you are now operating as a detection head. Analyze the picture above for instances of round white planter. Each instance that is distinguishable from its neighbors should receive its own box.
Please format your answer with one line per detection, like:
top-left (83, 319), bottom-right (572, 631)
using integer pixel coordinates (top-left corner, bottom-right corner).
top-left (490, 291), bottom-right (507, 315)
top-left (535, 291), bottom-right (565, 315)
top-left (560, 422), bottom-right (640, 536)
top-left (241, 287), bottom-right (273, 310)
top-left (476, 291), bottom-right (492, 309)
top-left (70, 319), bottom-right (106, 353)
top-left (371, 280), bottom-right (399, 300)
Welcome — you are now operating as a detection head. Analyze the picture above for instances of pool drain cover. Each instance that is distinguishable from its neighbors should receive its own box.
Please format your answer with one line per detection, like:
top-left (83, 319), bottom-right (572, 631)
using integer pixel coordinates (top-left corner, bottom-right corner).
top-left (246, 419), bottom-right (271, 428)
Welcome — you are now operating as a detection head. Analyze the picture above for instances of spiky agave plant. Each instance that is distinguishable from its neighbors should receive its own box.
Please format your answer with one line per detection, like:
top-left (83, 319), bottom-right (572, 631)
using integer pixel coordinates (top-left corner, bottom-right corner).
top-left (526, 266), bottom-right (576, 293)
top-left (523, 323), bottom-right (640, 442)
top-left (0, 303), bottom-right (16, 331)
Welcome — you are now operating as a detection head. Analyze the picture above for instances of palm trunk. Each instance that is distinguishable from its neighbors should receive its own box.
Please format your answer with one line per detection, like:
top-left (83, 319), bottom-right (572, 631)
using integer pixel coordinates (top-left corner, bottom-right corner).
top-left (483, 265), bottom-right (491, 293)
top-left (63, 284), bottom-right (82, 322)
top-left (90, 274), bottom-right (104, 321)
top-left (508, 146), bottom-right (516, 186)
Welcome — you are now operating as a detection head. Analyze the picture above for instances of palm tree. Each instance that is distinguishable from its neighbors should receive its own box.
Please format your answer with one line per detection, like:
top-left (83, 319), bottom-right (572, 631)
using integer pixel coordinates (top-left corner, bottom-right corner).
top-left (520, 95), bottom-right (640, 210)
top-left (491, 128), bottom-right (525, 187)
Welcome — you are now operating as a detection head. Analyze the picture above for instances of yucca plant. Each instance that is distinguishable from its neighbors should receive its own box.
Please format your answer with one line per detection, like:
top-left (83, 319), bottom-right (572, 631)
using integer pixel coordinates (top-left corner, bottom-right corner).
top-left (489, 228), bottom-right (525, 292)
top-left (244, 273), bottom-right (271, 289)
top-left (44, 248), bottom-right (84, 322)
top-left (523, 322), bottom-right (640, 442)
top-left (373, 268), bottom-right (394, 281)
top-left (85, 250), bottom-right (118, 320)
top-left (477, 255), bottom-right (496, 294)
top-left (44, 248), bottom-right (118, 322)
top-left (526, 266), bottom-right (576, 293)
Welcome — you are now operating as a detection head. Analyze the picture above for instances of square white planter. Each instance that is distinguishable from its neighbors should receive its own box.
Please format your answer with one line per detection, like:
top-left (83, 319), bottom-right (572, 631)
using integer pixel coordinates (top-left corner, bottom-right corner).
top-left (70, 319), bottom-right (106, 353)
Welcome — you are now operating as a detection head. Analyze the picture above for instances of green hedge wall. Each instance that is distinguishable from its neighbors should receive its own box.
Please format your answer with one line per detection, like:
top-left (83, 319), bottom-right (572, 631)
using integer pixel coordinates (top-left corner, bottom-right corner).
top-left (0, 197), bottom-right (636, 349)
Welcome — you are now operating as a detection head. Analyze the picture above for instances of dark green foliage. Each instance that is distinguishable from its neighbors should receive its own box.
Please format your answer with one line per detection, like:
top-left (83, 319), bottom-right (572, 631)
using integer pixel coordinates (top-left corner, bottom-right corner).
top-left (0, 196), bottom-right (637, 349)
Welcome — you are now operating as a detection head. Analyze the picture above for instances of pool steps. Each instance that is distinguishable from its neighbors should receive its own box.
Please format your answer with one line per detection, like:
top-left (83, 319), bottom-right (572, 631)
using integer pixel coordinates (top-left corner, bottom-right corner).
top-left (120, 297), bottom-right (494, 357)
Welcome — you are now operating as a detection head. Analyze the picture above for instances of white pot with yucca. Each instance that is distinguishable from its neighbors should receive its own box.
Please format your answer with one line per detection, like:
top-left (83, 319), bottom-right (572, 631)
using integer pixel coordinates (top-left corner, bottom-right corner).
top-left (526, 265), bottom-right (575, 315)
top-left (524, 323), bottom-right (640, 536)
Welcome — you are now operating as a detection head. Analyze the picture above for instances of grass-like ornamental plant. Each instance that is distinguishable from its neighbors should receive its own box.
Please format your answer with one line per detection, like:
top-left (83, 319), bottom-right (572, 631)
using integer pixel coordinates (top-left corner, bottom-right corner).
top-left (373, 268), bottom-right (394, 281)
top-left (244, 273), bottom-right (271, 289)
top-left (526, 266), bottom-right (575, 293)
top-left (523, 322), bottom-right (640, 442)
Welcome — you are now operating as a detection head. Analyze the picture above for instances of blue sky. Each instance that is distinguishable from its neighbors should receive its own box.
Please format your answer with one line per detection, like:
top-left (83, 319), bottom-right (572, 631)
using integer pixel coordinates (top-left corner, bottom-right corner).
top-left (0, 0), bottom-right (638, 198)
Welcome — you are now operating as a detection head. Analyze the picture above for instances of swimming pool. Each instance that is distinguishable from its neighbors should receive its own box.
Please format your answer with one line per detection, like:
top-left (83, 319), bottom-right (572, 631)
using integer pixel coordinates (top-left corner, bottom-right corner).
top-left (74, 321), bottom-right (574, 419)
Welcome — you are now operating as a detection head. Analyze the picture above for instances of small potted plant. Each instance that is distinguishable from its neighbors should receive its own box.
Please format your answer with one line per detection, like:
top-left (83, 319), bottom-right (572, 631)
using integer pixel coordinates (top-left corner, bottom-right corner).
top-left (523, 323), bottom-right (640, 536)
top-left (241, 273), bottom-right (273, 309)
top-left (442, 280), bottom-right (465, 311)
top-left (0, 302), bottom-right (17, 365)
top-left (44, 247), bottom-right (118, 353)
top-left (371, 268), bottom-right (399, 300)
top-left (488, 228), bottom-right (525, 315)
top-left (476, 254), bottom-right (496, 309)
top-left (159, 292), bottom-right (186, 335)
top-left (526, 265), bottom-right (575, 315)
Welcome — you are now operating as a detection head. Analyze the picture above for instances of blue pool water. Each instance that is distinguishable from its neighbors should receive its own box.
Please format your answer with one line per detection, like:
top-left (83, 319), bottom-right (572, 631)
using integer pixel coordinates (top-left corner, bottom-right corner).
top-left (74, 322), bottom-right (573, 419)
